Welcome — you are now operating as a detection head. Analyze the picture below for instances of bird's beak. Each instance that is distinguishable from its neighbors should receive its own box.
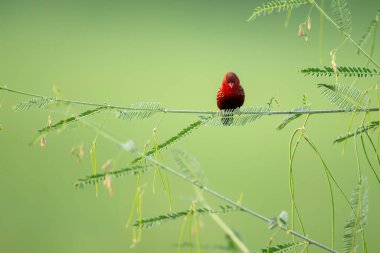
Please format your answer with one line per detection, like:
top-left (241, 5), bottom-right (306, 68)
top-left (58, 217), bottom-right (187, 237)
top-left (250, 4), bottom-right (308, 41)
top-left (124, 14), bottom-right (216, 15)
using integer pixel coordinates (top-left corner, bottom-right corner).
top-left (228, 82), bottom-right (234, 88)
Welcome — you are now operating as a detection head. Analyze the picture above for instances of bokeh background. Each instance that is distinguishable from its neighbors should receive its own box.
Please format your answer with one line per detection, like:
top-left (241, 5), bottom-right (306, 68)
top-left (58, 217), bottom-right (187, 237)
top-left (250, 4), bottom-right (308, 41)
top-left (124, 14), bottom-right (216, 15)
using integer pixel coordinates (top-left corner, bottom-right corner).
top-left (1, 0), bottom-right (379, 252)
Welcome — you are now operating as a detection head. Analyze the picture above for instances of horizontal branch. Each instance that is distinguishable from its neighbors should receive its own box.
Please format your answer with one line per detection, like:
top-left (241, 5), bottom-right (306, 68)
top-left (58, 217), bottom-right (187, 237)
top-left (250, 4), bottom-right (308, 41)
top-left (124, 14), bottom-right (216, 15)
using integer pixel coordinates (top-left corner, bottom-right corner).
top-left (1, 86), bottom-right (379, 117)
top-left (164, 108), bottom-right (379, 115)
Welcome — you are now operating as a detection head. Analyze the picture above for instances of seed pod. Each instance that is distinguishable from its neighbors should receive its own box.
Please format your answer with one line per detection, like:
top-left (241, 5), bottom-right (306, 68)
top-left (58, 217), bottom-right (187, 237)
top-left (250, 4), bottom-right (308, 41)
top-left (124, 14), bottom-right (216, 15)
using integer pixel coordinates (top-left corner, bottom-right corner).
top-left (40, 136), bottom-right (47, 147)
top-left (330, 51), bottom-right (338, 73)
top-left (297, 24), bottom-right (304, 37)
top-left (307, 17), bottom-right (311, 31)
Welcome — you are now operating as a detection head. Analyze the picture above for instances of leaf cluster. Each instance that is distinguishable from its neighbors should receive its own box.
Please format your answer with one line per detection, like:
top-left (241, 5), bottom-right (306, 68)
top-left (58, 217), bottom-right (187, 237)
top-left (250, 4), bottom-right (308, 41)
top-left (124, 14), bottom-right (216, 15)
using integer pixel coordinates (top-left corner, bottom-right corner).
top-left (14, 97), bottom-right (57, 111)
top-left (317, 83), bottom-right (368, 110)
top-left (301, 66), bottom-right (379, 77)
top-left (205, 105), bottom-right (271, 127)
top-left (117, 102), bottom-right (164, 120)
top-left (357, 10), bottom-right (380, 54)
top-left (343, 179), bottom-right (368, 253)
top-left (75, 164), bottom-right (150, 188)
top-left (334, 121), bottom-right (379, 143)
top-left (38, 106), bottom-right (107, 135)
top-left (331, 0), bottom-right (352, 32)
top-left (247, 0), bottom-right (309, 21)
top-left (131, 119), bottom-right (205, 164)
top-left (133, 205), bottom-right (237, 229)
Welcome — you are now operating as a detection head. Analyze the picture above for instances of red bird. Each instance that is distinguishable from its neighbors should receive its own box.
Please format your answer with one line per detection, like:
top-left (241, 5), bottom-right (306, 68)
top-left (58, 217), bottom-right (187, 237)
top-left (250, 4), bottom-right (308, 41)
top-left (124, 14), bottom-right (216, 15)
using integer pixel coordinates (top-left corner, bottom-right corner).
top-left (216, 72), bottom-right (245, 124)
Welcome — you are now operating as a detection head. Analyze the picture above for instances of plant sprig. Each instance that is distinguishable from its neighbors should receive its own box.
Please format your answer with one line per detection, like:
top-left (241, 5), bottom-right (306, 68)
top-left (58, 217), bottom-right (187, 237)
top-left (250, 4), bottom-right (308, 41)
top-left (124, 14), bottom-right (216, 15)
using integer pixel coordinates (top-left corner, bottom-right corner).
top-left (301, 66), bottom-right (379, 77)
top-left (247, 0), bottom-right (309, 21)
top-left (133, 205), bottom-right (237, 229)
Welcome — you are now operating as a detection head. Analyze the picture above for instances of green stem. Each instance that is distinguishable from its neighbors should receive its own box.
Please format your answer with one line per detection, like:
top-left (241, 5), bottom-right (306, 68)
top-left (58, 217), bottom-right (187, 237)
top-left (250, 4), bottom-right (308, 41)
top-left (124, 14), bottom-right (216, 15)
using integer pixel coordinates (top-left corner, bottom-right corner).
top-left (309, 0), bottom-right (380, 69)
top-left (303, 135), bottom-right (335, 249)
top-left (319, 0), bottom-right (325, 64)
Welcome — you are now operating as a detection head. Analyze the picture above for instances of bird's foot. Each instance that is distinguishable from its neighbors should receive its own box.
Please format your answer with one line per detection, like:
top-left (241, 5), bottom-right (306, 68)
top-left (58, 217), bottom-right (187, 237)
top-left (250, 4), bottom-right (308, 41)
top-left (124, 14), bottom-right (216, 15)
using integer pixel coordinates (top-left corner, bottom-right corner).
top-left (234, 107), bottom-right (242, 116)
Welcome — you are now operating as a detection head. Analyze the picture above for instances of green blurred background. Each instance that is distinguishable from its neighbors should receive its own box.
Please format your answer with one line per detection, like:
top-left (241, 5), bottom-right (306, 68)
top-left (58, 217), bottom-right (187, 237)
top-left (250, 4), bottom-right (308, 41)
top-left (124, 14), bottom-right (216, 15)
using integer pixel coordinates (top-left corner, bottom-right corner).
top-left (1, 0), bottom-right (379, 252)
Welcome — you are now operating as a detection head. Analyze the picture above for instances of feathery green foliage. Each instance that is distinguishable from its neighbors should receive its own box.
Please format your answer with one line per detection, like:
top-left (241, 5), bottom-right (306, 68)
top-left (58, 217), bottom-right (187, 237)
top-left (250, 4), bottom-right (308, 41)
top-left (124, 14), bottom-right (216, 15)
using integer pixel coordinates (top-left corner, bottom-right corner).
top-left (172, 149), bottom-right (207, 185)
top-left (277, 106), bottom-right (310, 130)
top-left (131, 120), bottom-right (206, 164)
top-left (117, 102), bottom-right (164, 120)
top-left (261, 242), bottom-right (306, 253)
top-left (343, 179), bottom-right (368, 253)
top-left (317, 84), bottom-right (368, 110)
top-left (74, 164), bottom-right (150, 188)
top-left (133, 205), bottom-right (237, 229)
top-left (331, 0), bottom-right (352, 32)
top-left (14, 97), bottom-right (57, 112)
top-left (38, 107), bottom-right (107, 135)
top-left (357, 10), bottom-right (379, 54)
top-left (247, 0), bottom-right (309, 21)
top-left (334, 121), bottom-right (379, 143)
top-left (205, 106), bottom-right (270, 127)
top-left (301, 66), bottom-right (379, 77)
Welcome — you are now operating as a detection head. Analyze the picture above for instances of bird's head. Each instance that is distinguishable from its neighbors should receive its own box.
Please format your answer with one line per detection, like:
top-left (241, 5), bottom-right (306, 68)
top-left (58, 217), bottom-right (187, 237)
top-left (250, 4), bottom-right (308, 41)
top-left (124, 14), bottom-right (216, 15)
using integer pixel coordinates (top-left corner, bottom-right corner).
top-left (223, 72), bottom-right (240, 88)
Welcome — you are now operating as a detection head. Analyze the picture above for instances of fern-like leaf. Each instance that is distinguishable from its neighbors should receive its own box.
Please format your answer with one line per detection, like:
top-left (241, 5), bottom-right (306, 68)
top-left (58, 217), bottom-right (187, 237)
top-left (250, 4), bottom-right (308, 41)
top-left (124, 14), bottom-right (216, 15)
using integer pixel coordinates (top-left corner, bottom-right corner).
top-left (133, 205), bottom-right (237, 229)
top-left (343, 179), bottom-right (368, 253)
top-left (117, 102), bottom-right (164, 120)
top-left (331, 0), bottom-right (352, 32)
top-left (87, 121), bottom-right (205, 185)
top-left (14, 97), bottom-right (57, 112)
top-left (131, 120), bottom-right (206, 164)
top-left (75, 164), bottom-right (150, 188)
top-left (172, 149), bottom-right (207, 185)
top-left (317, 83), bottom-right (368, 110)
top-left (38, 107), bottom-right (107, 135)
top-left (334, 121), bottom-right (379, 143)
top-left (301, 66), bottom-right (379, 77)
top-left (247, 0), bottom-right (309, 21)
top-left (261, 242), bottom-right (306, 253)
top-left (357, 10), bottom-right (379, 54)
top-left (205, 106), bottom-right (270, 127)
top-left (277, 105), bottom-right (310, 130)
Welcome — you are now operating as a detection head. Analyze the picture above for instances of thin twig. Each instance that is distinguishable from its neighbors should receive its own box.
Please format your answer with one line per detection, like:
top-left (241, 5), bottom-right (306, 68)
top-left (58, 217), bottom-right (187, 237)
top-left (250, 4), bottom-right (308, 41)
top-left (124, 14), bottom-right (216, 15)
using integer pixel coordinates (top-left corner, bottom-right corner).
top-left (309, 0), bottom-right (380, 69)
top-left (1, 86), bottom-right (379, 116)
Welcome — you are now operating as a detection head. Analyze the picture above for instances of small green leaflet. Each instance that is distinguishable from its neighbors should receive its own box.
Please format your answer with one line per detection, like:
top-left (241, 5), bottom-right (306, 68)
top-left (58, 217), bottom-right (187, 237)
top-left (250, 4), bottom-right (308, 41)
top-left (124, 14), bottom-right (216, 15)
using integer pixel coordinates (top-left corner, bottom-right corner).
top-left (117, 102), bottom-right (164, 120)
top-left (247, 0), bottom-right (309, 22)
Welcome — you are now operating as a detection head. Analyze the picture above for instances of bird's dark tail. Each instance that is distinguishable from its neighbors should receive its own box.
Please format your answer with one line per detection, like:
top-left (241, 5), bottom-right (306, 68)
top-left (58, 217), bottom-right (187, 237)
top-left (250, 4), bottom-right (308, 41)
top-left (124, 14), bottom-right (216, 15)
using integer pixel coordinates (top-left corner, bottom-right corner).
top-left (221, 110), bottom-right (234, 126)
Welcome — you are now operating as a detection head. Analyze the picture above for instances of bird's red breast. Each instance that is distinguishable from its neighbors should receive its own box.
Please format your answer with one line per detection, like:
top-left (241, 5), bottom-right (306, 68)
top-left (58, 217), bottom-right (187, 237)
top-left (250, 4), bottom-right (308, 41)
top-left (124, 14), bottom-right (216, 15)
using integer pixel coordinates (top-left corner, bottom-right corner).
top-left (216, 72), bottom-right (245, 110)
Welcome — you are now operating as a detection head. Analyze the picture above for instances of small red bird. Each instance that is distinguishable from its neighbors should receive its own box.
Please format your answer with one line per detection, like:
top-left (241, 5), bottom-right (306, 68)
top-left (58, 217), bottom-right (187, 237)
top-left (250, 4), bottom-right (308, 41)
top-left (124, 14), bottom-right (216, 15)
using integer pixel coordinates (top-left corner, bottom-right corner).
top-left (216, 72), bottom-right (245, 125)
